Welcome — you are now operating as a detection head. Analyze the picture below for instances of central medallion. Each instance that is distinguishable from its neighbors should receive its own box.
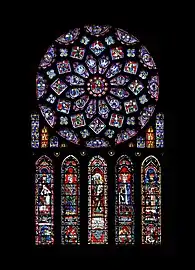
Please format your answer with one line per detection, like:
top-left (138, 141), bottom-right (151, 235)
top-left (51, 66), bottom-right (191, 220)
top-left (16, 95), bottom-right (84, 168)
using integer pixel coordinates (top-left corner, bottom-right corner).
top-left (87, 76), bottom-right (108, 97)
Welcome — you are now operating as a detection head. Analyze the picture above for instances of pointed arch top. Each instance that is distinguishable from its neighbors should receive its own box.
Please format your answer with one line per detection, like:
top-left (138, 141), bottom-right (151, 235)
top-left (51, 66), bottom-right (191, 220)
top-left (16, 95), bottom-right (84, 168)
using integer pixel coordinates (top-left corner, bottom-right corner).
top-left (61, 155), bottom-right (79, 166)
top-left (88, 155), bottom-right (107, 179)
top-left (61, 155), bottom-right (80, 183)
top-left (35, 155), bottom-right (53, 174)
top-left (116, 155), bottom-right (134, 175)
top-left (116, 155), bottom-right (134, 166)
top-left (141, 155), bottom-right (161, 170)
top-left (35, 155), bottom-right (52, 165)
top-left (116, 155), bottom-right (134, 176)
top-left (89, 155), bottom-right (106, 166)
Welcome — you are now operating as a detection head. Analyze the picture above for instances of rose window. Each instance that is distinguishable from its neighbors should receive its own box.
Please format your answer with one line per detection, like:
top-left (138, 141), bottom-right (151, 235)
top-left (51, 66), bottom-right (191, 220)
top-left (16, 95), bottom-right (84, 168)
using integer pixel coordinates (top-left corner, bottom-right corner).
top-left (36, 25), bottom-right (159, 148)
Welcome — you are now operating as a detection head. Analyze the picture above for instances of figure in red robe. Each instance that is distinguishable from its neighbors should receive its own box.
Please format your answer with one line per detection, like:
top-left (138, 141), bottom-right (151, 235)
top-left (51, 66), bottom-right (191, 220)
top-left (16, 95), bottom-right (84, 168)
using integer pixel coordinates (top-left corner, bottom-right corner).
top-left (64, 167), bottom-right (77, 184)
top-left (118, 166), bottom-right (132, 183)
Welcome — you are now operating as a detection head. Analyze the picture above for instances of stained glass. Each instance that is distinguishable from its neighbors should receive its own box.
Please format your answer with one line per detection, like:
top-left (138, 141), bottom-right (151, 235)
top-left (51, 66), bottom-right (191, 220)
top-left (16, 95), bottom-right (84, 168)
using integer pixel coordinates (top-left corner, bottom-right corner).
top-left (39, 45), bottom-right (56, 69)
top-left (148, 76), bottom-right (159, 101)
top-left (89, 117), bottom-right (106, 134)
top-left (141, 156), bottom-right (161, 244)
top-left (47, 69), bottom-right (56, 79)
top-left (73, 62), bottom-right (89, 78)
top-left (58, 128), bottom-right (80, 144)
top-left (104, 129), bottom-right (115, 138)
top-left (41, 126), bottom-right (48, 148)
top-left (109, 113), bottom-right (124, 128)
top-left (60, 48), bottom-right (68, 57)
top-left (50, 136), bottom-right (59, 148)
top-left (110, 88), bottom-right (129, 99)
top-left (110, 75), bottom-right (130, 86)
top-left (90, 40), bottom-right (105, 56)
top-left (36, 25), bottom-right (159, 148)
top-left (71, 113), bottom-right (86, 128)
top-left (156, 113), bottom-right (164, 148)
top-left (56, 28), bottom-right (80, 44)
top-left (36, 74), bottom-right (47, 99)
top-left (139, 46), bottom-right (156, 69)
top-left (80, 36), bottom-right (90, 45)
top-left (105, 36), bottom-right (115, 45)
top-left (57, 60), bottom-right (71, 74)
top-left (88, 156), bottom-right (108, 244)
top-left (57, 99), bottom-right (71, 114)
top-left (98, 99), bottom-right (110, 118)
top-left (115, 129), bottom-right (137, 144)
top-left (66, 75), bottom-right (85, 85)
top-left (73, 95), bottom-right (89, 111)
top-left (85, 99), bottom-right (96, 119)
top-left (138, 105), bottom-right (155, 128)
top-left (80, 129), bottom-right (90, 138)
top-left (127, 116), bottom-right (135, 126)
top-left (70, 46), bottom-right (85, 59)
top-left (106, 62), bottom-right (122, 78)
top-left (98, 55), bottom-right (110, 74)
top-left (31, 113), bottom-right (39, 148)
top-left (61, 143), bottom-right (67, 148)
top-left (139, 70), bottom-right (148, 79)
top-left (128, 80), bottom-right (144, 96)
top-left (46, 93), bottom-right (56, 104)
top-left (60, 116), bottom-right (68, 125)
top-left (39, 105), bottom-right (56, 128)
top-left (115, 28), bottom-right (139, 45)
top-left (54, 152), bottom-right (60, 157)
top-left (65, 88), bottom-right (85, 99)
top-left (85, 25), bottom-right (111, 36)
top-left (85, 55), bottom-right (97, 74)
top-left (115, 155), bottom-right (135, 244)
top-left (86, 138), bottom-right (110, 148)
top-left (137, 136), bottom-right (145, 148)
top-left (50, 78), bottom-right (68, 95)
top-left (108, 149), bottom-right (115, 156)
top-left (110, 47), bottom-right (124, 60)
top-left (139, 94), bottom-right (148, 104)
top-left (127, 48), bottom-right (136, 57)
top-left (35, 156), bottom-right (54, 245)
top-left (61, 155), bottom-right (80, 244)
top-left (128, 142), bottom-right (135, 148)
top-left (106, 95), bottom-right (122, 111)
top-left (146, 127), bottom-right (155, 148)
top-left (124, 99), bottom-right (138, 114)
top-left (124, 61), bottom-right (138, 74)
top-left (87, 77), bottom-right (108, 97)
top-left (33, 24), bottom-right (163, 247)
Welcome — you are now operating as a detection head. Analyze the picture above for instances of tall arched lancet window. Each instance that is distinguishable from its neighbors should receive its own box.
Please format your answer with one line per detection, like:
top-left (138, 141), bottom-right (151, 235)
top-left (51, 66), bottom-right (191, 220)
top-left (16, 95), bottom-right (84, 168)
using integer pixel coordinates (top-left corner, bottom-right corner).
top-left (141, 155), bottom-right (161, 244)
top-left (35, 155), bottom-right (54, 245)
top-left (88, 155), bottom-right (108, 244)
top-left (41, 126), bottom-right (48, 148)
top-left (115, 155), bottom-right (135, 244)
top-left (146, 127), bottom-right (155, 148)
top-left (31, 113), bottom-right (39, 148)
top-left (61, 155), bottom-right (80, 244)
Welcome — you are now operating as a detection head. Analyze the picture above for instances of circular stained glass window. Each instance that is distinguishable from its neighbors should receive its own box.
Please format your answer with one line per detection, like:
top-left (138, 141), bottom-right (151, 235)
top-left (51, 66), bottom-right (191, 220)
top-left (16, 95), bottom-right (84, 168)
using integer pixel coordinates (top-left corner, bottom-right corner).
top-left (36, 25), bottom-right (159, 148)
